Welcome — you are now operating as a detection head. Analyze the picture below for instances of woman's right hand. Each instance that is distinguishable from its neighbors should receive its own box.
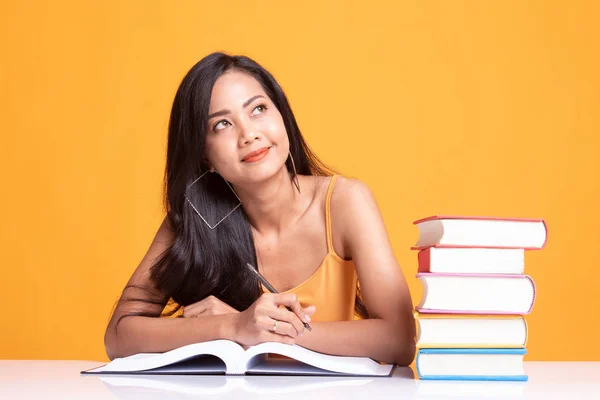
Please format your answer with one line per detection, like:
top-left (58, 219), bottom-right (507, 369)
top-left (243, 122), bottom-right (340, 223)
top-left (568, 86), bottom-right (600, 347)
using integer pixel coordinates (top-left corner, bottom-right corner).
top-left (232, 293), bottom-right (316, 347)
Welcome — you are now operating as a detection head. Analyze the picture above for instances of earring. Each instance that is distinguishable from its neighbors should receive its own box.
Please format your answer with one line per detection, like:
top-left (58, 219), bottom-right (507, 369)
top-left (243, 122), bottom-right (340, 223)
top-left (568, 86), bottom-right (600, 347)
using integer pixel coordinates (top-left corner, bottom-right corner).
top-left (288, 151), bottom-right (301, 194)
top-left (184, 170), bottom-right (242, 230)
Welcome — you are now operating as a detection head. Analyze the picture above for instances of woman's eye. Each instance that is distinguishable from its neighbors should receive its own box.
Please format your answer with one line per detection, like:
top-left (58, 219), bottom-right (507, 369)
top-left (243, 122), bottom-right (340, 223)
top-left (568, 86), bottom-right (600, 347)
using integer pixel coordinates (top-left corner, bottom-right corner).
top-left (251, 104), bottom-right (267, 116)
top-left (213, 120), bottom-right (230, 132)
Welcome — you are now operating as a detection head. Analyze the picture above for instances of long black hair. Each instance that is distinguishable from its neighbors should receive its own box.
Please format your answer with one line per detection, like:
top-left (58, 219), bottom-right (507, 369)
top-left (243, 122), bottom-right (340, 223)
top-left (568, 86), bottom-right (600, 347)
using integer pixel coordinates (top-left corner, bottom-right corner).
top-left (147, 52), bottom-right (368, 319)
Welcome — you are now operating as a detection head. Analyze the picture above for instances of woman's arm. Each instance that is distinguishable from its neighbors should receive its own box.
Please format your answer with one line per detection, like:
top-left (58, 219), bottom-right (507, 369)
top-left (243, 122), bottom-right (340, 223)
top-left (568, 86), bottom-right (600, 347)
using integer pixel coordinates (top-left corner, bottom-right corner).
top-left (104, 219), bottom-right (308, 360)
top-left (104, 219), bottom-right (237, 359)
top-left (295, 178), bottom-right (416, 366)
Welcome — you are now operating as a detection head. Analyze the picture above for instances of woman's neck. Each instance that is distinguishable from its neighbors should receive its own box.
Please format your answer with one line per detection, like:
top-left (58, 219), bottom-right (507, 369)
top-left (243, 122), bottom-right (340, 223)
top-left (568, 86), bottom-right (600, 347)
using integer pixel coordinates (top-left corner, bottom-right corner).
top-left (233, 169), bottom-right (306, 236)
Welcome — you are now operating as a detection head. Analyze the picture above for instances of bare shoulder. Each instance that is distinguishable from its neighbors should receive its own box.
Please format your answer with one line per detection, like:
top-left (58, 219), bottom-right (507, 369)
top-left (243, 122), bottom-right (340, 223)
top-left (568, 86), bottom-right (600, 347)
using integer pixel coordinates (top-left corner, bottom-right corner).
top-left (154, 216), bottom-right (176, 245)
top-left (328, 176), bottom-right (381, 259)
top-left (126, 216), bottom-right (174, 293)
top-left (302, 174), bottom-right (374, 200)
top-left (297, 174), bottom-right (335, 205)
top-left (330, 176), bottom-right (377, 207)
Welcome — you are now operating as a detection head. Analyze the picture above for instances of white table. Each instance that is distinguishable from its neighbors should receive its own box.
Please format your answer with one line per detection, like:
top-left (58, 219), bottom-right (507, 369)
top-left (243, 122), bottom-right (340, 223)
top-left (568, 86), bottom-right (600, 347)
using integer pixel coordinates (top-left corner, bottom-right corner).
top-left (1, 360), bottom-right (598, 399)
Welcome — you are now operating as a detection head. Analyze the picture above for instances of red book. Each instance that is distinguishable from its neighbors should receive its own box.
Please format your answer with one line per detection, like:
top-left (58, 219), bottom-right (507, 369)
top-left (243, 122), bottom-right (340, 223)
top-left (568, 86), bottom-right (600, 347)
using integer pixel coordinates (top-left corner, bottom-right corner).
top-left (418, 247), bottom-right (525, 274)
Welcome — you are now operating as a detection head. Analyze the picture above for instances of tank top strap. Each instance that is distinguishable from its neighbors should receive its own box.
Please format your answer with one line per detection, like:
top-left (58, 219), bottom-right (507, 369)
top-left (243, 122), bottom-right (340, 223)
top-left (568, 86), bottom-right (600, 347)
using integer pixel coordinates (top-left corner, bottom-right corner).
top-left (325, 175), bottom-right (339, 253)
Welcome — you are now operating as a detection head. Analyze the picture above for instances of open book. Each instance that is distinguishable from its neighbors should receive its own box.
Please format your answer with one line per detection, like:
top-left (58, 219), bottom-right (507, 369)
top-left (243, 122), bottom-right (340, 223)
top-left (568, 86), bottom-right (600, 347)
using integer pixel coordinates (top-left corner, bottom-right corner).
top-left (81, 340), bottom-right (394, 377)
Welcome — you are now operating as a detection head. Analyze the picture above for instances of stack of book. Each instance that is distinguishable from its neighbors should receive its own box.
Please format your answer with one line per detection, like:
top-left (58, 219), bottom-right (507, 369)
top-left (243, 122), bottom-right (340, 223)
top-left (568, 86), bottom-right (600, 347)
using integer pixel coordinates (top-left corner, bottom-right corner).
top-left (411, 215), bottom-right (547, 381)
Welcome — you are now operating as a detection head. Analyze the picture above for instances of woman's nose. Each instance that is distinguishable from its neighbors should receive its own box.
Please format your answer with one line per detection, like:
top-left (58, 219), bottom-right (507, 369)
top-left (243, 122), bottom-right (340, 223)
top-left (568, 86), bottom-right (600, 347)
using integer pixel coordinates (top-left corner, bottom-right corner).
top-left (241, 130), bottom-right (257, 144)
top-left (238, 120), bottom-right (261, 145)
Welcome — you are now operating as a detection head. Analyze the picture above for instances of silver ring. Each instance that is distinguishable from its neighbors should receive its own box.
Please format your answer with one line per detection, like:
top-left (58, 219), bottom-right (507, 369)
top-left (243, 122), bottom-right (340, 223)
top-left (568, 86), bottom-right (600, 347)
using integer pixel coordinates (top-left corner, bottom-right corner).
top-left (272, 320), bottom-right (278, 333)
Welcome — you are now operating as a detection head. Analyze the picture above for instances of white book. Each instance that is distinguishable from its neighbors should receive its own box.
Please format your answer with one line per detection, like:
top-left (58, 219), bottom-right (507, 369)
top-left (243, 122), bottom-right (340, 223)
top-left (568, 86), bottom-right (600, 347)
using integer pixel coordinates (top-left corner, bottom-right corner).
top-left (416, 273), bottom-right (536, 314)
top-left (81, 340), bottom-right (394, 377)
top-left (412, 215), bottom-right (547, 249)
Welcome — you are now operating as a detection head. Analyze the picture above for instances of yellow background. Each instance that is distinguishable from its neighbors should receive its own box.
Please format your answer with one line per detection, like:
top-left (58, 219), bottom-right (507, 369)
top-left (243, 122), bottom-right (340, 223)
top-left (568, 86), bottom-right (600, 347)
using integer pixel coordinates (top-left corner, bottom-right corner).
top-left (1, 1), bottom-right (598, 362)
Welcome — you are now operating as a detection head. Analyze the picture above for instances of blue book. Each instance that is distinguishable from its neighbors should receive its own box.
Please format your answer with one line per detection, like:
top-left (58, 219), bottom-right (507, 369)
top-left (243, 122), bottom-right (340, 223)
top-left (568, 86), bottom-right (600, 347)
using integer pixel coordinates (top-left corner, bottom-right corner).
top-left (416, 348), bottom-right (528, 381)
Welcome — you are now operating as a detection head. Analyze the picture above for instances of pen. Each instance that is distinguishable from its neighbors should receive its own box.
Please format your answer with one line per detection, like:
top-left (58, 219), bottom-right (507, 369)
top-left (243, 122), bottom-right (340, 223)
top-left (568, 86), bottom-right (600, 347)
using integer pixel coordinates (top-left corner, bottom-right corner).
top-left (245, 263), bottom-right (312, 331)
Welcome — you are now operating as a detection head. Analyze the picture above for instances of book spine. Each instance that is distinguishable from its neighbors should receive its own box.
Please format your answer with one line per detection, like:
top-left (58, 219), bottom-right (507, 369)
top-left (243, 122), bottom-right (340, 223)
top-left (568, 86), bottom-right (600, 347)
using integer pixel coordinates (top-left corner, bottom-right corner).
top-left (417, 248), bottom-right (431, 273)
top-left (527, 275), bottom-right (536, 313)
top-left (523, 318), bottom-right (529, 347)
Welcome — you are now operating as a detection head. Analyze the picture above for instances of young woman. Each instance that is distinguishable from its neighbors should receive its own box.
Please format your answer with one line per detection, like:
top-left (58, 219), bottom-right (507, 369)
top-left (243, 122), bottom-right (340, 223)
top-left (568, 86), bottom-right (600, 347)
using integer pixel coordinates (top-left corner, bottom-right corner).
top-left (104, 52), bottom-right (416, 366)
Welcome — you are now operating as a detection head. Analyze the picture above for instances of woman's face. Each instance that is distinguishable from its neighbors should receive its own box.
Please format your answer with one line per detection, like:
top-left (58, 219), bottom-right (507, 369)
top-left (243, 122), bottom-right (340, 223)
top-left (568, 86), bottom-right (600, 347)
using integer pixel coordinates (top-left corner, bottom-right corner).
top-left (204, 70), bottom-right (289, 185)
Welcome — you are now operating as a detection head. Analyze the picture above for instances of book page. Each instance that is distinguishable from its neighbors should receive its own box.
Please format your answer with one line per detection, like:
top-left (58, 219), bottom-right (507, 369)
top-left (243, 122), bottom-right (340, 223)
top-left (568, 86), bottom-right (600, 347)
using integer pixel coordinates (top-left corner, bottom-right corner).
top-left (109, 355), bottom-right (227, 375)
top-left (243, 342), bottom-right (394, 376)
top-left (85, 340), bottom-right (245, 374)
top-left (248, 357), bottom-right (354, 376)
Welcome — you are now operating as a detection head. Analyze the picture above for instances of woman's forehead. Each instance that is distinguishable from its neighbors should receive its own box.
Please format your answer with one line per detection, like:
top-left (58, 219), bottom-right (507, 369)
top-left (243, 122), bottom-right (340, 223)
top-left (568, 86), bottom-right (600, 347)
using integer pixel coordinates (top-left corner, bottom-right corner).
top-left (210, 71), bottom-right (267, 108)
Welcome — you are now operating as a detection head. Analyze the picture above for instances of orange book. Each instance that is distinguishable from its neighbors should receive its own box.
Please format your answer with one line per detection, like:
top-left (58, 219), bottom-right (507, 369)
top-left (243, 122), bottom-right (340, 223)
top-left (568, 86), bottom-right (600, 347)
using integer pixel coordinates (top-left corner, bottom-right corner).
top-left (414, 311), bottom-right (528, 348)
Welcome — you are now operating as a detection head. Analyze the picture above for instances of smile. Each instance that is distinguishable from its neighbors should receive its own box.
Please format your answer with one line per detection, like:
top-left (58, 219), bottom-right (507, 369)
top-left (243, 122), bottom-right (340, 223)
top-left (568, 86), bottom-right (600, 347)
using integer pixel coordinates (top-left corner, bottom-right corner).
top-left (242, 147), bottom-right (271, 163)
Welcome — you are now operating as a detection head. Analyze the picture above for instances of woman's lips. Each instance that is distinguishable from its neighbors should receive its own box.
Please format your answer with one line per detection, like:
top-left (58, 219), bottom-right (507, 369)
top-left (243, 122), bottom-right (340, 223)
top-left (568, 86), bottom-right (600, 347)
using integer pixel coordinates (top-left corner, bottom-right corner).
top-left (242, 147), bottom-right (271, 162)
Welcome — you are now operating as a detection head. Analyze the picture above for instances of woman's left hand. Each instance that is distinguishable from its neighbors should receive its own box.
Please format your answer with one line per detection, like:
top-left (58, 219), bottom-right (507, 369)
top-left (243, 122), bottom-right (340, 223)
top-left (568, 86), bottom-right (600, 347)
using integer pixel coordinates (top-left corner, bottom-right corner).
top-left (183, 295), bottom-right (240, 318)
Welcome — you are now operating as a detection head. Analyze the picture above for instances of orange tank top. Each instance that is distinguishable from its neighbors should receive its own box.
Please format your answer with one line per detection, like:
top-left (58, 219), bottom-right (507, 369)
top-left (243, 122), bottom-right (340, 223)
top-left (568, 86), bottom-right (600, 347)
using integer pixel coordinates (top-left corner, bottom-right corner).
top-left (268, 175), bottom-right (358, 322)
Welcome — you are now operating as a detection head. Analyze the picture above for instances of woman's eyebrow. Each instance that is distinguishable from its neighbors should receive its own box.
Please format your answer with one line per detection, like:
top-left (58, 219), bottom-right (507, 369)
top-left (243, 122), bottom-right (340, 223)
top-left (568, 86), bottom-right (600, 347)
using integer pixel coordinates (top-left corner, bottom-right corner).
top-left (208, 95), bottom-right (266, 120)
top-left (242, 94), bottom-right (265, 108)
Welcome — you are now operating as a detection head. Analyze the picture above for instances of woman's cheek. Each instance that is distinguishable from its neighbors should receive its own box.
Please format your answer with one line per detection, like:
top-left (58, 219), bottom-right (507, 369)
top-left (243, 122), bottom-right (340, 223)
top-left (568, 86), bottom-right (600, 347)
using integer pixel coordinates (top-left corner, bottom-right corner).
top-left (205, 141), bottom-right (233, 169)
top-left (262, 119), bottom-right (287, 142)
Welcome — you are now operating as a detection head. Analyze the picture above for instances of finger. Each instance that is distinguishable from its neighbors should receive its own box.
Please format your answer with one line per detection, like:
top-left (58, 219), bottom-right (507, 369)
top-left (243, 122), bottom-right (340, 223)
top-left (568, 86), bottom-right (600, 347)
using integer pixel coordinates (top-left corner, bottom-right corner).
top-left (264, 332), bottom-right (295, 345)
top-left (269, 308), bottom-right (304, 337)
top-left (261, 322), bottom-right (296, 345)
top-left (276, 322), bottom-right (300, 339)
top-left (183, 303), bottom-right (208, 318)
top-left (223, 303), bottom-right (240, 314)
top-left (268, 318), bottom-right (299, 338)
top-left (183, 308), bottom-right (206, 318)
top-left (273, 294), bottom-right (310, 323)
top-left (303, 305), bottom-right (316, 316)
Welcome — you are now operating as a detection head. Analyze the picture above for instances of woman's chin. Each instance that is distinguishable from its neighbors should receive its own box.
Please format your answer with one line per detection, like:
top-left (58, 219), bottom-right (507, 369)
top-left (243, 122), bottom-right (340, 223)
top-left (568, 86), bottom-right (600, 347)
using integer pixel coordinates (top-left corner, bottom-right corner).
top-left (240, 162), bottom-right (289, 184)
